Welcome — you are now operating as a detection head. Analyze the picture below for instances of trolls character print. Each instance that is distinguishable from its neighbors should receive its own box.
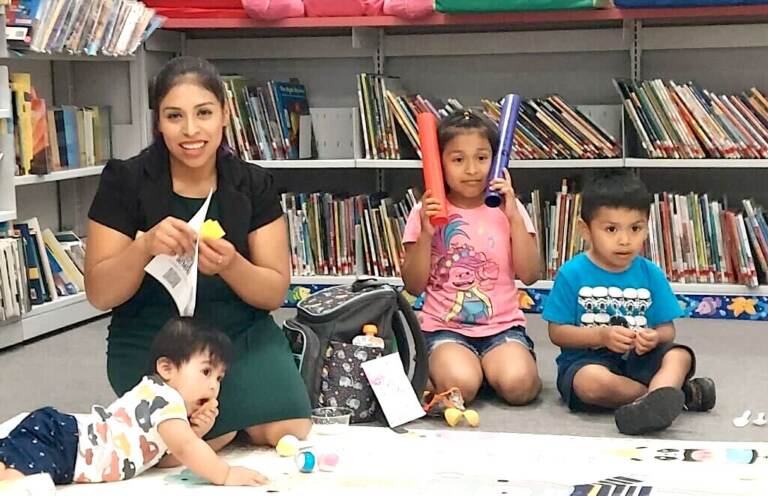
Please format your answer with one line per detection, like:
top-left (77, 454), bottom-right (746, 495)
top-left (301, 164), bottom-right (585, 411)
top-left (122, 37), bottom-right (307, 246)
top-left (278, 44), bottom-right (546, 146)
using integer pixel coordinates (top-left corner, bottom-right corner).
top-left (402, 201), bottom-right (536, 338)
top-left (431, 215), bottom-right (498, 326)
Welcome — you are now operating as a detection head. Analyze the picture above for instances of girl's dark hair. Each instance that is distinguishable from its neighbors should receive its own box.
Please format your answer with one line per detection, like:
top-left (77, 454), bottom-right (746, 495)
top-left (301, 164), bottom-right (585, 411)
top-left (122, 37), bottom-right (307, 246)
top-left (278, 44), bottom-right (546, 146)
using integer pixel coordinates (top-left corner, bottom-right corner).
top-left (147, 317), bottom-right (234, 375)
top-left (580, 169), bottom-right (651, 224)
top-left (149, 56), bottom-right (226, 140)
top-left (437, 109), bottom-right (500, 158)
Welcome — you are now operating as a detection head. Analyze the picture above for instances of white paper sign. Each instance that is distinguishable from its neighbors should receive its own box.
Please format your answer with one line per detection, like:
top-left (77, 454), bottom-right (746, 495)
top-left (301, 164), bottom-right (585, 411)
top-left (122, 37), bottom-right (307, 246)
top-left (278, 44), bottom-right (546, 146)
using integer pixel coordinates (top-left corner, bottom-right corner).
top-left (144, 189), bottom-right (213, 317)
top-left (361, 353), bottom-right (426, 428)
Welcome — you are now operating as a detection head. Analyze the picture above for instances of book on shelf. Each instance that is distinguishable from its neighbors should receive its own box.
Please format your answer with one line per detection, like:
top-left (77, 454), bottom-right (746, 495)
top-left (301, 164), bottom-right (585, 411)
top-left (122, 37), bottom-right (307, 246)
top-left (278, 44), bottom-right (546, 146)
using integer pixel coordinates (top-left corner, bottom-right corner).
top-left (0, 217), bottom-right (89, 323)
top-left (357, 72), bottom-right (620, 161)
top-left (221, 76), bottom-right (313, 161)
top-left (4, 0), bottom-right (166, 56)
top-left (615, 78), bottom-right (768, 160)
top-left (0, 237), bottom-right (29, 321)
top-left (8, 72), bottom-right (112, 175)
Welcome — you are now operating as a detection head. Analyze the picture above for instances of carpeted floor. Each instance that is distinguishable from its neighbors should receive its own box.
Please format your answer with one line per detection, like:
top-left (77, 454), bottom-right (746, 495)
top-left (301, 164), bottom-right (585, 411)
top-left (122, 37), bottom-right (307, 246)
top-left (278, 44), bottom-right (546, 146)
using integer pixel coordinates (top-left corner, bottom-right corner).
top-left (1, 312), bottom-right (765, 442)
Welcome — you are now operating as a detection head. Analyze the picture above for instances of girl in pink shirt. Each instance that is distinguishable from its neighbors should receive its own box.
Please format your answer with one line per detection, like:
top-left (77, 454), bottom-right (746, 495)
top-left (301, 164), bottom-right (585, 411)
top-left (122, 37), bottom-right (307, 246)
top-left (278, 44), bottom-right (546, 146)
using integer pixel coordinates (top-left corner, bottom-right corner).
top-left (401, 109), bottom-right (542, 406)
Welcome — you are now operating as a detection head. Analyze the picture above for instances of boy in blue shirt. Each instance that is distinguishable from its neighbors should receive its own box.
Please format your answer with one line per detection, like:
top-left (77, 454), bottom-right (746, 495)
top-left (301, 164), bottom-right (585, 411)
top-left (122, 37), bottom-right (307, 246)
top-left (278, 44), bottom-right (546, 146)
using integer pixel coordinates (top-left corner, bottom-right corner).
top-left (543, 170), bottom-right (715, 435)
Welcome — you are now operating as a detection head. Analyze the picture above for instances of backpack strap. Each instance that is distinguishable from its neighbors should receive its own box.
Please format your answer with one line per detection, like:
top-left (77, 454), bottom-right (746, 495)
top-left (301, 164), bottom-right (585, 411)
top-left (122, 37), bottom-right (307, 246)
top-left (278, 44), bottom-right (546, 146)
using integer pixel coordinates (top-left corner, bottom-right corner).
top-left (394, 290), bottom-right (429, 396)
top-left (351, 277), bottom-right (384, 292)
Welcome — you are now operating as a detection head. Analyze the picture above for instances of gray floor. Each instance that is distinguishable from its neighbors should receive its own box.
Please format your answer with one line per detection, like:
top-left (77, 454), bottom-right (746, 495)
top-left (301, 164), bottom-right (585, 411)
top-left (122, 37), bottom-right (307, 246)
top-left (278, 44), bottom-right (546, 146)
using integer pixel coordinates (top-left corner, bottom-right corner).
top-left (1, 312), bottom-right (766, 442)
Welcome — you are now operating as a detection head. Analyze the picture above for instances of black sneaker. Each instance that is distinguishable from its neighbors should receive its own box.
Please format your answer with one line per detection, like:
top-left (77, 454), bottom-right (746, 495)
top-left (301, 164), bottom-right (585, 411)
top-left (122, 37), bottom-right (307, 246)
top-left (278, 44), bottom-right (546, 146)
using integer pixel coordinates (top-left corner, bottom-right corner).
top-left (615, 387), bottom-right (685, 435)
top-left (682, 377), bottom-right (716, 412)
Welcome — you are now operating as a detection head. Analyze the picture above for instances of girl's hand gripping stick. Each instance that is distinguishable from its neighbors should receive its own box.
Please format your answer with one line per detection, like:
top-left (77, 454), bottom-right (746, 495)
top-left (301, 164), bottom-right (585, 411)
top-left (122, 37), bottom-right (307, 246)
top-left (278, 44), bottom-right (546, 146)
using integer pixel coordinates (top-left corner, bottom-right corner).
top-left (485, 94), bottom-right (522, 208)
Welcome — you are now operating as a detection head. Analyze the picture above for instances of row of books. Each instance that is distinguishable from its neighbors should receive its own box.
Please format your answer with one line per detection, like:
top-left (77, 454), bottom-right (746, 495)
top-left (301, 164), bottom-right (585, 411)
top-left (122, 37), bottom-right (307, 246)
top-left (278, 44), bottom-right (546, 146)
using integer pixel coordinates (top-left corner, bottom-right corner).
top-left (281, 189), bottom-right (419, 278)
top-left (647, 195), bottom-right (766, 288)
top-left (280, 179), bottom-right (768, 289)
top-left (529, 180), bottom-right (768, 288)
top-left (357, 73), bottom-right (416, 160)
top-left (481, 97), bottom-right (621, 160)
top-left (9, 72), bottom-right (112, 175)
top-left (223, 76), bottom-right (311, 161)
top-left (5, 0), bottom-right (165, 56)
top-left (357, 73), bottom-right (621, 161)
top-left (615, 79), bottom-right (768, 160)
top-left (0, 218), bottom-right (86, 322)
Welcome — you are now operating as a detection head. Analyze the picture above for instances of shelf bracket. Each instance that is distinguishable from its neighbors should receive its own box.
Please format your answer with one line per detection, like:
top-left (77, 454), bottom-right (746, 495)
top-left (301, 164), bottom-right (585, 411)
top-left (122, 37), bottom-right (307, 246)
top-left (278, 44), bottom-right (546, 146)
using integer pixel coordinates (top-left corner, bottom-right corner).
top-left (624, 19), bottom-right (642, 81)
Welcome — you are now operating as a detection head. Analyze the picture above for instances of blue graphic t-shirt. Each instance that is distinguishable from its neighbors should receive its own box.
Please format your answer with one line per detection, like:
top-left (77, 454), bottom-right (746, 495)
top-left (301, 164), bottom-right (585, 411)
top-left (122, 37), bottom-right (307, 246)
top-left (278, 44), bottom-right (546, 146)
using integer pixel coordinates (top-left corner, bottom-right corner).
top-left (542, 253), bottom-right (682, 371)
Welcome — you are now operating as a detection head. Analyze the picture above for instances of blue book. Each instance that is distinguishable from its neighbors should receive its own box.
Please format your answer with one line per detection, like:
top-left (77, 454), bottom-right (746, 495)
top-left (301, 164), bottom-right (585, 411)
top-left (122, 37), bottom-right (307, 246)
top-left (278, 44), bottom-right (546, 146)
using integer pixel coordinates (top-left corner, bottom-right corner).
top-left (60, 105), bottom-right (81, 168)
top-left (13, 223), bottom-right (46, 305)
top-left (271, 80), bottom-right (310, 160)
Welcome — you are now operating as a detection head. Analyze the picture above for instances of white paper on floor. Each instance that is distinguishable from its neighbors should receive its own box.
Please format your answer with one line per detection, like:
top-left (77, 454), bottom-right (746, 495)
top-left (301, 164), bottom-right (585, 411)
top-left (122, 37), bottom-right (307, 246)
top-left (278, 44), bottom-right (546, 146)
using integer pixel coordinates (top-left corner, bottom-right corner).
top-left (2, 416), bottom-right (766, 495)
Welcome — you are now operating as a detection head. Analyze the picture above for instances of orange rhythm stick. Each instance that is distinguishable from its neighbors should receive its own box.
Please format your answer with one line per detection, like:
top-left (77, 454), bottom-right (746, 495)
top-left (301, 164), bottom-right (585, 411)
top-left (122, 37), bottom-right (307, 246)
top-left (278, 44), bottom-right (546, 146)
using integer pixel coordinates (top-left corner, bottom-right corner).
top-left (417, 112), bottom-right (448, 227)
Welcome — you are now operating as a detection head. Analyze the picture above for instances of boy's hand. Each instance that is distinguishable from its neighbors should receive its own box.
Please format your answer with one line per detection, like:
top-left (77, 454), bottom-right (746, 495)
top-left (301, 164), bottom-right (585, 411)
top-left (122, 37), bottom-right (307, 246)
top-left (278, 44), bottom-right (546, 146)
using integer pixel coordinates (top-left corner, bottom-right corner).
top-left (189, 399), bottom-right (219, 439)
top-left (419, 189), bottom-right (443, 237)
top-left (635, 329), bottom-right (660, 355)
top-left (224, 466), bottom-right (269, 486)
top-left (489, 169), bottom-right (520, 222)
top-left (600, 325), bottom-right (636, 354)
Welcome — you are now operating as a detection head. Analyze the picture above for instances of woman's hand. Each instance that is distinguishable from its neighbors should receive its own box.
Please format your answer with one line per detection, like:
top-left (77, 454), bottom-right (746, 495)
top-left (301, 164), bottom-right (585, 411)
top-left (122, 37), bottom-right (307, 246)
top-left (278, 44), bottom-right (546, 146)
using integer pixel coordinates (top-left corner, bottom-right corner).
top-left (142, 217), bottom-right (197, 257)
top-left (199, 238), bottom-right (237, 276)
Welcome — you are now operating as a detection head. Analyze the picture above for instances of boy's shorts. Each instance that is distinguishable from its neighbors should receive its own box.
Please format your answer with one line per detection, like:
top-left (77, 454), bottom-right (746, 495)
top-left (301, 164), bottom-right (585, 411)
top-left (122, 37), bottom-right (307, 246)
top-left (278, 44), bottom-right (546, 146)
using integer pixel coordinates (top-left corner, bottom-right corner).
top-left (424, 326), bottom-right (535, 359)
top-left (0, 407), bottom-right (79, 484)
top-left (557, 342), bottom-right (696, 412)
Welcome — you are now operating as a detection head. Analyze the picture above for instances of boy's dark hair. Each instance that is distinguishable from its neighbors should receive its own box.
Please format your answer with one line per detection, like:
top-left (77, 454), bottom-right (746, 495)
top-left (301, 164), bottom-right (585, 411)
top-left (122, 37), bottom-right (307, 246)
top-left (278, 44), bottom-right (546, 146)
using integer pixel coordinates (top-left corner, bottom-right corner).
top-left (580, 169), bottom-right (651, 224)
top-left (437, 109), bottom-right (499, 158)
top-left (149, 56), bottom-right (226, 140)
top-left (147, 317), bottom-right (234, 375)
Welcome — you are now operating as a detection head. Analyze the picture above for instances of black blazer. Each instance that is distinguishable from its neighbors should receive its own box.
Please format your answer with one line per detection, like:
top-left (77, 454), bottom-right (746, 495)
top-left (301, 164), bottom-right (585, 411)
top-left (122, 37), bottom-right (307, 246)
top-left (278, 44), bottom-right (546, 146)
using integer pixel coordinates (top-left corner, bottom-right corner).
top-left (88, 142), bottom-right (283, 259)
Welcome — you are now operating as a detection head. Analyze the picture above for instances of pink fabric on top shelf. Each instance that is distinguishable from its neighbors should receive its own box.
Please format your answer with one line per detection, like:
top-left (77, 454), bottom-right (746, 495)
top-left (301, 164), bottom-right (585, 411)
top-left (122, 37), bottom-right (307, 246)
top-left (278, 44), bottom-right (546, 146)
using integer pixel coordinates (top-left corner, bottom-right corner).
top-left (242, 0), bottom-right (306, 19)
top-left (384, 0), bottom-right (434, 18)
top-left (304, 0), bottom-right (384, 16)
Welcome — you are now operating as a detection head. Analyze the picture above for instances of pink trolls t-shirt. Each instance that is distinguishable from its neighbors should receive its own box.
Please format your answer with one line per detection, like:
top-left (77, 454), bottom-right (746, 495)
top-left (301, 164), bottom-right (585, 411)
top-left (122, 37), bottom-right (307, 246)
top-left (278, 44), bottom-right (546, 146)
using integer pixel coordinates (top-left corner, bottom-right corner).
top-left (403, 200), bottom-right (536, 337)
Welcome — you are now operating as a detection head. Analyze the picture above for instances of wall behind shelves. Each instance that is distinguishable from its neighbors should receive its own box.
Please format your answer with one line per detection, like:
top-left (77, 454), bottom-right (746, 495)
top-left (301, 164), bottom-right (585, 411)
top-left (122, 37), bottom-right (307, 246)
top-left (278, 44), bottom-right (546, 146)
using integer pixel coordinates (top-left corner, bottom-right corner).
top-left (643, 47), bottom-right (768, 94)
top-left (386, 51), bottom-right (628, 106)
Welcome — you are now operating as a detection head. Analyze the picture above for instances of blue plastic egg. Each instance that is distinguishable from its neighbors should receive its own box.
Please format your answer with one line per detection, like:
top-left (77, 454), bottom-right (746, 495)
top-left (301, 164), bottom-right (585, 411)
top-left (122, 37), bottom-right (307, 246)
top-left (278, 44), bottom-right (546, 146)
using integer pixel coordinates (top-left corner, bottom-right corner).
top-left (295, 450), bottom-right (316, 473)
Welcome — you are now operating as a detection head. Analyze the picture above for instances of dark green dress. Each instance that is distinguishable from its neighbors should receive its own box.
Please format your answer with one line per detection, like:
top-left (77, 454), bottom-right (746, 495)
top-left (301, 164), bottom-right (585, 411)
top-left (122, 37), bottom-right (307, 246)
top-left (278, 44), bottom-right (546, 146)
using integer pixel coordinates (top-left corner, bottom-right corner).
top-left (106, 192), bottom-right (311, 439)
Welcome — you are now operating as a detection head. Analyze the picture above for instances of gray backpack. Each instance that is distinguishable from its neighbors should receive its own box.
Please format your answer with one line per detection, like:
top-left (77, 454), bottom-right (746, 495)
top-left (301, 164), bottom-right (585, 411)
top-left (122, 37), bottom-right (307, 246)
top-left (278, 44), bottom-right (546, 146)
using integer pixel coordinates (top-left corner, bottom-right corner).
top-left (282, 279), bottom-right (428, 423)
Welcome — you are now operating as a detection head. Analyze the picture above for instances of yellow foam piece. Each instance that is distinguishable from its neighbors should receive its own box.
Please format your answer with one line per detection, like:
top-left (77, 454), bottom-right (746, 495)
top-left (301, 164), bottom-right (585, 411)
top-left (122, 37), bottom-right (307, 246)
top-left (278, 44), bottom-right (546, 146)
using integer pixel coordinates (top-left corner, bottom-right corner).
top-left (201, 219), bottom-right (225, 240)
top-left (463, 409), bottom-right (480, 427)
top-left (444, 407), bottom-right (463, 427)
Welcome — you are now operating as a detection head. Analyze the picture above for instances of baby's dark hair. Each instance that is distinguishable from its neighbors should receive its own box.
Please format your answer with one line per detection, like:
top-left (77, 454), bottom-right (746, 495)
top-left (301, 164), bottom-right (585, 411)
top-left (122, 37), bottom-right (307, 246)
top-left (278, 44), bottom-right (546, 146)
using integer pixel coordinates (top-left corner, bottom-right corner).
top-left (146, 317), bottom-right (234, 375)
top-left (580, 169), bottom-right (650, 224)
top-left (437, 109), bottom-right (499, 158)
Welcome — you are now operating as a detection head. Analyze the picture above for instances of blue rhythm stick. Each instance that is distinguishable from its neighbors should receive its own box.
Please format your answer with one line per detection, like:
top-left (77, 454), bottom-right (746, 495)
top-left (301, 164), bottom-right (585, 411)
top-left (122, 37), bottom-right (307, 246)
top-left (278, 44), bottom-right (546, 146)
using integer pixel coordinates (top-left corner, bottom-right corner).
top-left (485, 93), bottom-right (522, 208)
